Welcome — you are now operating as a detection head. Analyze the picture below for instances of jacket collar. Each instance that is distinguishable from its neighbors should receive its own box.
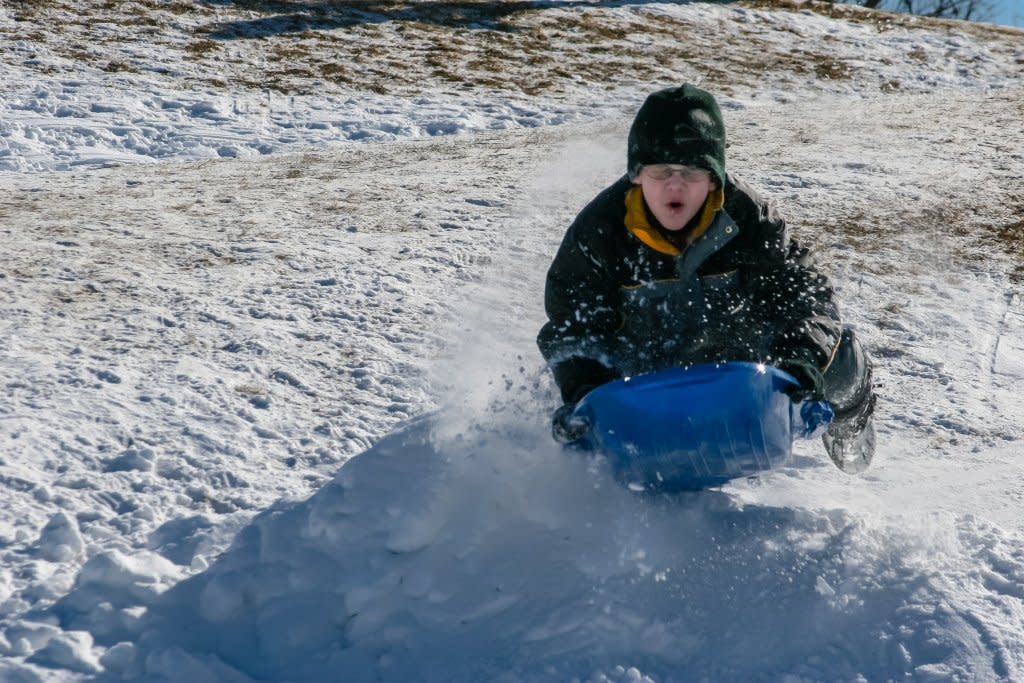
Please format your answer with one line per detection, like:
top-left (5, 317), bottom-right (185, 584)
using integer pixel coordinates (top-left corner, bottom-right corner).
top-left (623, 184), bottom-right (725, 257)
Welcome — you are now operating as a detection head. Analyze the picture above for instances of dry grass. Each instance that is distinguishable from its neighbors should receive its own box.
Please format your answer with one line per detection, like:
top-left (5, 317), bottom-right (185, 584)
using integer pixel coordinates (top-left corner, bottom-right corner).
top-left (991, 202), bottom-right (1024, 283)
top-left (5, 0), bottom-right (1018, 100)
top-left (0, 5), bottom-right (848, 96)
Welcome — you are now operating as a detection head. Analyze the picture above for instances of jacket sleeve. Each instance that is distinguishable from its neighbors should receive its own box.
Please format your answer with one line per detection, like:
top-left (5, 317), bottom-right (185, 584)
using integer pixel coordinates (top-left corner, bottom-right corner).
top-left (537, 216), bottom-right (624, 404)
top-left (763, 242), bottom-right (842, 369)
top-left (726, 176), bottom-right (842, 370)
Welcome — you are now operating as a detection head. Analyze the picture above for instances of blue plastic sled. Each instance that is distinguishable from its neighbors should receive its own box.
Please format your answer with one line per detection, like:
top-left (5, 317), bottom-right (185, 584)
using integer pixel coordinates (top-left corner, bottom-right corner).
top-left (570, 362), bottom-right (832, 492)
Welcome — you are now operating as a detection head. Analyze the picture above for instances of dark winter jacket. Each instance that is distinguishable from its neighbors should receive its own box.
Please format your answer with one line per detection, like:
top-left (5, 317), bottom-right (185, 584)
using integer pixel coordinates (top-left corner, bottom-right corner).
top-left (538, 173), bottom-right (842, 404)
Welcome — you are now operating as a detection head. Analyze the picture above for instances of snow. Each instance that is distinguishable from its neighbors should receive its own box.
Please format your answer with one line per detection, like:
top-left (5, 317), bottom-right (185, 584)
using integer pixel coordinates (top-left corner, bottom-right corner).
top-left (2, 1), bottom-right (1024, 681)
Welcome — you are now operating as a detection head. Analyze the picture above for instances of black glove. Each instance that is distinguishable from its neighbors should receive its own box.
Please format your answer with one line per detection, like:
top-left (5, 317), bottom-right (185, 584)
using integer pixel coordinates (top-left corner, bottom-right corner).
top-left (552, 356), bottom-right (620, 405)
top-left (778, 358), bottom-right (826, 403)
top-left (551, 403), bottom-right (588, 444)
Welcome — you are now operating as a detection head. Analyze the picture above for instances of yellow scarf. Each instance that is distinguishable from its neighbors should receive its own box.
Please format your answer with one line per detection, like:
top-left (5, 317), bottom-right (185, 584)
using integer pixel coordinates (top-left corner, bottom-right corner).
top-left (624, 185), bottom-right (725, 256)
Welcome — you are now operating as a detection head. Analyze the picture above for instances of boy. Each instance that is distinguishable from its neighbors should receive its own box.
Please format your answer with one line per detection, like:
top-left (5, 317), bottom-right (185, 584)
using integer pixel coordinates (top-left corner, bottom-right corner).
top-left (537, 84), bottom-right (875, 471)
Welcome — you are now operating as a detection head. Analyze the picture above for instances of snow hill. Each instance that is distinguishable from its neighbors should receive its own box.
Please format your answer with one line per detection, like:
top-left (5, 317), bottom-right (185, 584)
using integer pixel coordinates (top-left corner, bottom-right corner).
top-left (2, 1), bottom-right (1023, 681)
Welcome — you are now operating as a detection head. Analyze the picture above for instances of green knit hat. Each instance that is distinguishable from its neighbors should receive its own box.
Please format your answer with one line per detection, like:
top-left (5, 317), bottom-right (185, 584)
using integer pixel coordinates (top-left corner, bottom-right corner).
top-left (627, 84), bottom-right (726, 186)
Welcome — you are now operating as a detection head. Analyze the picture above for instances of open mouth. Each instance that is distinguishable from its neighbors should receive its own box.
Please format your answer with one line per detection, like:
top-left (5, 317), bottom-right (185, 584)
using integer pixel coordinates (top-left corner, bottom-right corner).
top-left (668, 201), bottom-right (684, 211)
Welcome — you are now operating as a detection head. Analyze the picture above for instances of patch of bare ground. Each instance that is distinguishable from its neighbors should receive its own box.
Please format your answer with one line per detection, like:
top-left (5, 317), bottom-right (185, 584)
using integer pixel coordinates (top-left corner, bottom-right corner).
top-left (206, 1), bottom-right (880, 98)
top-left (0, 1), bottom-right (915, 96)
top-left (238, 6), bottom-right (688, 97)
top-left (4, 0), bottom-right (1018, 99)
top-left (993, 211), bottom-right (1024, 282)
top-left (976, 94), bottom-right (1024, 282)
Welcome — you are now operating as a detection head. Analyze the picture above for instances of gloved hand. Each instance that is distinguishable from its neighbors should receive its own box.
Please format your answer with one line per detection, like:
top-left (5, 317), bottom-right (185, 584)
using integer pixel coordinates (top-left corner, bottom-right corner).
top-left (551, 403), bottom-right (588, 444)
top-left (778, 358), bottom-right (826, 403)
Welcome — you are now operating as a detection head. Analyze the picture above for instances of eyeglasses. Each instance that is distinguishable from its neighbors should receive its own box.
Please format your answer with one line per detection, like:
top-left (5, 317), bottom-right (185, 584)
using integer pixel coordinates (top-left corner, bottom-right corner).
top-left (641, 164), bottom-right (712, 183)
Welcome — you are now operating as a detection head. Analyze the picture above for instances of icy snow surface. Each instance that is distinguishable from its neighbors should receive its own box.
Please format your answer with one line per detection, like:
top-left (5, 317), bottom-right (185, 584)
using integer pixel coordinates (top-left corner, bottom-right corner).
top-left (2, 1), bottom-right (1024, 681)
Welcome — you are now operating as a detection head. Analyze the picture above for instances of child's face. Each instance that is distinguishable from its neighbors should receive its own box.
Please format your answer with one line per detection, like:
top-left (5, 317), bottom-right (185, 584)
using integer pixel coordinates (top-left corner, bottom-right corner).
top-left (635, 164), bottom-right (713, 231)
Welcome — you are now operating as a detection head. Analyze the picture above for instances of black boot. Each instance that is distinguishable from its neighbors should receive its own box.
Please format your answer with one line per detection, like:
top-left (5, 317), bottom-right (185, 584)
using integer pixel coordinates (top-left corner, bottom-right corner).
top-left (820, 328), bottom-right (877, 473)
top-left (823, 390), bottom-right (876, 473)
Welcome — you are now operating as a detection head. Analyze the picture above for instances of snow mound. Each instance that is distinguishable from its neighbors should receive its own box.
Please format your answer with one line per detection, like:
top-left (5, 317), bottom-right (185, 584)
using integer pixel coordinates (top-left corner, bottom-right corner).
top-left (57, 415), bottom-right (1024, 682)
